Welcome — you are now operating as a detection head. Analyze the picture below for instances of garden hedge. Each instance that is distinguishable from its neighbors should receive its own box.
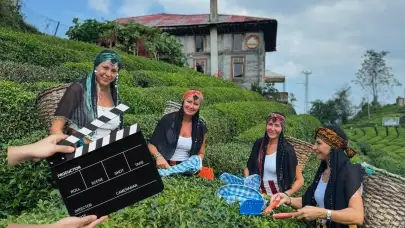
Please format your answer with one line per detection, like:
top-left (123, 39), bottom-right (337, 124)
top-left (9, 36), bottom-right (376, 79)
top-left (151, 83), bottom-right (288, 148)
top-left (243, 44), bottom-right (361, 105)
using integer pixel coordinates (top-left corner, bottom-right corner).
top-left (0, 81), bottom-right (45, 145)
top-left (236, 114), bottom-right (321, 144)
top-left (213, 101), bottom-right (296, 135)
top-left (133, 70), bottom-right (237, 88)
top-left (119, 86), bottom-right (265, 115)
top-left (0, 130), bottom-right (50, 217)
top-left (0, 176), bottom-right (310, 228)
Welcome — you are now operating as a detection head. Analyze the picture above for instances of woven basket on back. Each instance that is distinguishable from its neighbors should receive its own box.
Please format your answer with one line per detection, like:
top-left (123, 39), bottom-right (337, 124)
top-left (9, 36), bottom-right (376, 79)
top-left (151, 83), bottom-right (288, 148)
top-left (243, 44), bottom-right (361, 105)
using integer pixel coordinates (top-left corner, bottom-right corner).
top-left (35, 83), bottom-right (71, 127)
top-left (360, 162), bottom-right (405, 228)
top-left (163, 101), bottom-right (314, 170)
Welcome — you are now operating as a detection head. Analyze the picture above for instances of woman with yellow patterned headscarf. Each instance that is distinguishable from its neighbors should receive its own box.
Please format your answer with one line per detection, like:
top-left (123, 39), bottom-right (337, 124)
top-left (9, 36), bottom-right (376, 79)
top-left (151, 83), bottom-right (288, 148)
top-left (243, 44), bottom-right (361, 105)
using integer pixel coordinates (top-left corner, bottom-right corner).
top-left (265, 125), bottom-right (364, 228)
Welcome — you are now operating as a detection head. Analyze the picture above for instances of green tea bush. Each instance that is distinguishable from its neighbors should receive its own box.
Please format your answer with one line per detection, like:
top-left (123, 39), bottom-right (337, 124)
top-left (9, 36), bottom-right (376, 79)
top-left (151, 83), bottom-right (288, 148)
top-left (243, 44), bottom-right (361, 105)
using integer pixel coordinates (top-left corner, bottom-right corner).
top-left (119, 86), bottom-right (265, 115)
top-left (0, 81), bottom-right (45, 144)
top-left (0, 61), bottom-right (83, 83)
top-left (0, 36), bottom-right (90, 67)
top-left (0, 130), bottom-right (51, 217)
top-left (213, 101), bottom-right (296, 135)
top-left (0, 176), bottom-right (308, 228)
top-left (236, 115), bottom-right (321, 144)
top-left (133, 70), bottom-right (237, 88)
top-left (123, 114), bottom-right (161, 141)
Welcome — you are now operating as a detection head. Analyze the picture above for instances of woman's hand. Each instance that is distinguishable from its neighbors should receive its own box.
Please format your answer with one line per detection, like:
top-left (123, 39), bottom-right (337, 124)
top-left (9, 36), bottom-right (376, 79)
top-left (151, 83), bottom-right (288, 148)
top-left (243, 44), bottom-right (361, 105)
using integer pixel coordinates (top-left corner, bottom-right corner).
top-left (263, 193), bottom-right (290, 214)
top-left (292, 206), bottom-right (326, 221)
top-left (156, 156), bottom-right (170, 169)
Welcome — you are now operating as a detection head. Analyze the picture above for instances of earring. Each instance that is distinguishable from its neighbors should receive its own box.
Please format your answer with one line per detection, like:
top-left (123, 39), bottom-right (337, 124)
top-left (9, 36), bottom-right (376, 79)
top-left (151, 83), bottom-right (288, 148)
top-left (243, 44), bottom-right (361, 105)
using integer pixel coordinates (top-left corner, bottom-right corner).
top-left (94, 70), bottom-right (97, 73)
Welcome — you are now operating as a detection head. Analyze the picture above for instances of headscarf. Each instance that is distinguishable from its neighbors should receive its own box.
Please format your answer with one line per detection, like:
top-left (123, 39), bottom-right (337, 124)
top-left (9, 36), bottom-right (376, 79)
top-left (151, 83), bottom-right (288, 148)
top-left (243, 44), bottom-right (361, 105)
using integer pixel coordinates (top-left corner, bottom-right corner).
top-left (247, 112), bottom-right (298, 193)
top-left (85, 50), bottom-right (122, 122)
top-left (149, 89), bottom-right (208, 161)
top-left (182, 89), bottom-right (204, 102)
top-left (302, 125), bottom-right (364, 228)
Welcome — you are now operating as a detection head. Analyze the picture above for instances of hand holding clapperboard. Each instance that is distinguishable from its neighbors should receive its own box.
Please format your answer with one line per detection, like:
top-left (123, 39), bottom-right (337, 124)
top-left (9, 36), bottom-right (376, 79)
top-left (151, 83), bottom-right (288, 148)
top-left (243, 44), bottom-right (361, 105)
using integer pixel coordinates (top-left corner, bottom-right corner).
top-left (46, 104), bottom-right (164, 218)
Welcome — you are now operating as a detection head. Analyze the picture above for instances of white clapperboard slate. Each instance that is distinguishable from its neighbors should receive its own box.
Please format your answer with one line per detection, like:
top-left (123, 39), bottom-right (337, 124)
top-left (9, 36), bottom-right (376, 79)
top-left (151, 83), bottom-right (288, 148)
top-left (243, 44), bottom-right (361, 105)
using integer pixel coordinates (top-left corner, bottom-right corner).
top-left (46, 104), bottom-right (164, 218)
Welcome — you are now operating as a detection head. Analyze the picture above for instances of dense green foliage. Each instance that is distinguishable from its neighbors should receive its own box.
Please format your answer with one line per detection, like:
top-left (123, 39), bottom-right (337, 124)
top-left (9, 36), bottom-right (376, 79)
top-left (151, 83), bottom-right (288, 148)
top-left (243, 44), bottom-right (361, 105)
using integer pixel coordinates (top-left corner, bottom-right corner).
top-left (66, 18), bottom-right (187, 66)
top-left (0, 27), bottom-right (322, 227)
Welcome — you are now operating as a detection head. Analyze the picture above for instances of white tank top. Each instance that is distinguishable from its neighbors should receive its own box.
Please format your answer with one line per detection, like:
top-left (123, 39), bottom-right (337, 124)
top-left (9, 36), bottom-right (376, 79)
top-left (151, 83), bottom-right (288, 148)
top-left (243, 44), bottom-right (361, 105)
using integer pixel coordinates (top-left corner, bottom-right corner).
top-left (171, 136), bottom-right (192, 161)
top-left (262, 152), bottom-right (280, 196)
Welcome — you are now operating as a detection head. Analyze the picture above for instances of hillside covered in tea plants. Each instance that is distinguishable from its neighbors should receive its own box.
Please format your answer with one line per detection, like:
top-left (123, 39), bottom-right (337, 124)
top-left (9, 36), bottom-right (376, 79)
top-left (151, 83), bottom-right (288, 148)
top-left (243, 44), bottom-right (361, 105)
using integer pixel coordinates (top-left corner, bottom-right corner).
top-left (343, 104), bottom-right (405, 176)
top-left (0, 27), bottom-right (325, 227)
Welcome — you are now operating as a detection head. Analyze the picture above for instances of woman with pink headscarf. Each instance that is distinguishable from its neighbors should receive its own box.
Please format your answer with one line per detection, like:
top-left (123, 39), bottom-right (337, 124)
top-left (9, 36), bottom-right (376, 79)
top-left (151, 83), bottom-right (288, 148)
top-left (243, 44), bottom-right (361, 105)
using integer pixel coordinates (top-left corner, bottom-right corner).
top-left (148, 89), bottom-right (208, 169)
top-left (244, 112), bottom-right (304, 197)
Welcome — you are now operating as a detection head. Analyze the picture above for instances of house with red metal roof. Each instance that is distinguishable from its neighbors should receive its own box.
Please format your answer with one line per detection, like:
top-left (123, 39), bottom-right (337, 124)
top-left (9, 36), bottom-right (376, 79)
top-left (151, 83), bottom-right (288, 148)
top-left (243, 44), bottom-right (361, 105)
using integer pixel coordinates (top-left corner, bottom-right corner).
top-left (115, 0), bottom-right (278, 89)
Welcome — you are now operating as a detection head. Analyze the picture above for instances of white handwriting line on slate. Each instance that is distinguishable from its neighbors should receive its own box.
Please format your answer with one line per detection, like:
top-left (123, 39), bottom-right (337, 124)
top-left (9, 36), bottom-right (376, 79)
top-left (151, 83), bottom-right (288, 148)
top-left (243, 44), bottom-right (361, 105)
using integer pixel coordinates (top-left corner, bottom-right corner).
top-left (74, 180), bottom-right (157, 215)
top-left (58, 144), bottom-right (142, 179)
top-left (67, 162), bottom-right (149, 199)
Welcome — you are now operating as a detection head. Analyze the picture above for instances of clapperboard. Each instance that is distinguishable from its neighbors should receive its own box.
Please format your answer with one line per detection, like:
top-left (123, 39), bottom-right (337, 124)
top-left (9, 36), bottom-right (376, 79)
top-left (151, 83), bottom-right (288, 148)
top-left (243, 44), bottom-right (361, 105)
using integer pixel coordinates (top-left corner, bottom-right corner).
top-left (46, 104), bottom-right (164, 218)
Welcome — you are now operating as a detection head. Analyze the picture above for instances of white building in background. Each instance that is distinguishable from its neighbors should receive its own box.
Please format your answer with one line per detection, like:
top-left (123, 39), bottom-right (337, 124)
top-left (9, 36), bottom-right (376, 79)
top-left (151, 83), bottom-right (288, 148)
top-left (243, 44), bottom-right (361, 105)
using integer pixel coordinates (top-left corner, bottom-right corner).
top-left (115, 0), bottom-right (279, 89)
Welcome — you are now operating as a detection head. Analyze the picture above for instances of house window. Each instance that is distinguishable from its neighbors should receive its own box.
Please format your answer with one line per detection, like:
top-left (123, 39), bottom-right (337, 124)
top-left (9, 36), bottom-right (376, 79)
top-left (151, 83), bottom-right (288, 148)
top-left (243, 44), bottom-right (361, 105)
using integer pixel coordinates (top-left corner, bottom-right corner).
top-left (195, 35), bottom-right (205, 52)
top-left (232, 57), bottom-right (244, 78)
top-left (233, 34), bottom-right (243, 50)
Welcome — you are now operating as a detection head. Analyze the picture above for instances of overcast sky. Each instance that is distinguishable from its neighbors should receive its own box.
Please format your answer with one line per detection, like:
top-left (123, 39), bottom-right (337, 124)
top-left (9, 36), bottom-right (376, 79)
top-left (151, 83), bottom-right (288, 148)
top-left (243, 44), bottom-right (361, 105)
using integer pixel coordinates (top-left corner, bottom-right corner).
top-left (21, 0), bottom-right (405, 114)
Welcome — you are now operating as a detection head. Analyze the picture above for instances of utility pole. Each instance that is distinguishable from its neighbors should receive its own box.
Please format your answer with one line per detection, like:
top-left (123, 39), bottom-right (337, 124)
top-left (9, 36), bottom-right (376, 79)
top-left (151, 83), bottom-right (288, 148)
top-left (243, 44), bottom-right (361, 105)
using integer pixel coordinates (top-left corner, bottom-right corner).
top-left (302, 70), bottom-right (312, 113)
top-left (54, 21), bottom-right (60, 36)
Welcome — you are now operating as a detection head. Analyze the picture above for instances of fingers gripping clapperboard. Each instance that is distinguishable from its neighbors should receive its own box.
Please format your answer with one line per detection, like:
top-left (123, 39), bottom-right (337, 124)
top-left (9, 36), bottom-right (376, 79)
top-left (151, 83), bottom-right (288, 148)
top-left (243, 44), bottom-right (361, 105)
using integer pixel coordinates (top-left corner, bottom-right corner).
top-left (46, 104), bottom-right (164, 218)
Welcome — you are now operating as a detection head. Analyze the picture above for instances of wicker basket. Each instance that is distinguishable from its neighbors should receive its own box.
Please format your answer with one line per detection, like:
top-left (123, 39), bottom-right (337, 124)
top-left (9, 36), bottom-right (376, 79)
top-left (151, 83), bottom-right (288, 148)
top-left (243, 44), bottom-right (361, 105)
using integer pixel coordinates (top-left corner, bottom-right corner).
top-left (35, 83), bottom-right (71, 126)
top-left (360, 162), bottom-right (405, 228)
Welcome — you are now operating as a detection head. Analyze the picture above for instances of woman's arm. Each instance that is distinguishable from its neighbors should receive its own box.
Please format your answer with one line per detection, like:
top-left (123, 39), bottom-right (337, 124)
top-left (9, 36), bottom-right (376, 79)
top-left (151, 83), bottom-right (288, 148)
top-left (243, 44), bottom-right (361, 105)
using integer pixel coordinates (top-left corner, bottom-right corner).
top-left (285, 165), bottom-right (304, 196)
top-left (288, 197), bottom-right (303, 210)
top-left (148, 143), bottom-right (160, 157)
top-left (324, 188), bottom-right (364, 225)
top-left (197, 136), bottom-right (206, 160)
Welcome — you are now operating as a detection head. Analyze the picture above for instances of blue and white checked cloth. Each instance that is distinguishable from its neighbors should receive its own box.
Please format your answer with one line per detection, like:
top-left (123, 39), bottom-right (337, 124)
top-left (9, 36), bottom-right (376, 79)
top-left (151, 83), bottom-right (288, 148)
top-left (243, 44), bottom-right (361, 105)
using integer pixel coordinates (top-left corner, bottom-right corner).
top-left (219, 173), bottom-right (261, 190)
top-left (158, 155), bottom-right (202, 176)
top-left (217, 173), bottom-right (266, 210)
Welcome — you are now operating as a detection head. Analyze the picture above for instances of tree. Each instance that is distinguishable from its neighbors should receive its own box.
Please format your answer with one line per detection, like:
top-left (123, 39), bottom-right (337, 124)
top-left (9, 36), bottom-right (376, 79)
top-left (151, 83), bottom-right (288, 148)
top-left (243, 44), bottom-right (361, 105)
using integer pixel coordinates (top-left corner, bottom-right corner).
top-left (309, 99), bottom-right (340, 124)
top-left (289, 93), bottom-right (297, 107)
top-left (66, 18), bottom-right (104, 44)
top-left (333, 86), bottom-right (353, 124)
top-left (353, 49), bottom-right (402, 104)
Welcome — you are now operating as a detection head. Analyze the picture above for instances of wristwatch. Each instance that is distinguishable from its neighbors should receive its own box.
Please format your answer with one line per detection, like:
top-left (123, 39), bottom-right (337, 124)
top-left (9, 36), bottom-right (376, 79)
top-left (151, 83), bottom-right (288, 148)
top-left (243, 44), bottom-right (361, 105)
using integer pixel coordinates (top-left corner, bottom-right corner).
top-left (326, 210), bottom-right (332, 220)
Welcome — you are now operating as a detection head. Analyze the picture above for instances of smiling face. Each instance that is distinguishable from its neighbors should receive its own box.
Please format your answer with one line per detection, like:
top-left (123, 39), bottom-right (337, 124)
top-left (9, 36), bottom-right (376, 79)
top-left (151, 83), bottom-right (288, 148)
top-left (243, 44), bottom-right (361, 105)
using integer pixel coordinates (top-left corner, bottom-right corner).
top-left (312, 137), bottom-right (332, 160)
top-left (183, 96), bottom-right (201, 116)
top-left (95, 61), bottom-right (119, 87)
top-left (266, 119), bottom-right (283, 140)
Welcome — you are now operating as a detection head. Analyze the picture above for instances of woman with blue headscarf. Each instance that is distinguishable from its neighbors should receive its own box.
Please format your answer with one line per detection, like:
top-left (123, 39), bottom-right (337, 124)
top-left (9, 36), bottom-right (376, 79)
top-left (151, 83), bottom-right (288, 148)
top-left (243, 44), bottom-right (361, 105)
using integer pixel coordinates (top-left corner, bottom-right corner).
top-left (51, 50), bottom-right (123, 145)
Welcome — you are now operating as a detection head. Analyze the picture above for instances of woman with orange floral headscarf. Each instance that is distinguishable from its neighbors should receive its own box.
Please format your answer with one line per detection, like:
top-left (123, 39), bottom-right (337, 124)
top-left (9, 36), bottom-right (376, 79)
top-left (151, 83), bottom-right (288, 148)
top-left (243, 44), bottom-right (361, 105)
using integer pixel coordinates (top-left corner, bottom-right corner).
top-left (148, 89), bottom-right (208, 169)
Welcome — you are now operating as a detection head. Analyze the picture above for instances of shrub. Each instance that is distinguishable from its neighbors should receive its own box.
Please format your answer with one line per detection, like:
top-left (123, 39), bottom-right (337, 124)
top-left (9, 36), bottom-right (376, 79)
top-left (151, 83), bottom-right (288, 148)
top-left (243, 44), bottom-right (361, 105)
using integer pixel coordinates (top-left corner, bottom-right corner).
top-left (0, 61), bottom-right (83, 83)
top-left (119, 87), bottom-right (265, 115)
top-left (0, 81), bottom-right (45, 145)
top-left (213, 101), bottom-right (296, 135)
top-left (0, 176), bottom-right (308, 228)
top-left (132, 70), bottom-right (237, 88)
top-left (236, 115), bottom-right (321, 144)
top-left (0, 130), bottom-right (51, 218)
top-left (123, 114), bottom-right (161, 141)
top-left (0, 34), bottom-right (91, 67)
